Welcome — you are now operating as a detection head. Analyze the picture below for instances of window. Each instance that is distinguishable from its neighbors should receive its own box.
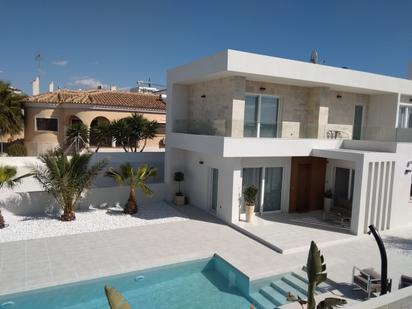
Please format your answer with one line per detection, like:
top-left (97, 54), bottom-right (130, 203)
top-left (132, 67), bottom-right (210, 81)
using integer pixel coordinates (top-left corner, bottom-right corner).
top-left (398, 105), bottom-right (412, 128)
top-left (36, 118), bottom-right (58, 132)
top-left (157, 123), bottom-right (166, 134)
top-left (243, 95), bottom-right (279, 137)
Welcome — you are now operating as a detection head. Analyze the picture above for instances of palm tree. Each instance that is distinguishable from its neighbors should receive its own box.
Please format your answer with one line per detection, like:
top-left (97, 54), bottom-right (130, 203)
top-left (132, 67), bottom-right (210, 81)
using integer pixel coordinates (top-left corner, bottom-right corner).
top-left (65, 123), bottom-right (89, 153)
top-left (125, 113), bottom-right (146, 152)
top-left (0, 165), bottom-right (33, 228)
top-left (140, 120), bottom-right (160, 152)
top-left (111, 119), bottom-right (131, 152)
top-left (105, 163), bottom-right (157, 214)
top-left (32, 150), bottom-right (107, 221)
top-left (0, 81), bottom-right (25, 140)
top-left (90, 122), bottom-right (112, 152)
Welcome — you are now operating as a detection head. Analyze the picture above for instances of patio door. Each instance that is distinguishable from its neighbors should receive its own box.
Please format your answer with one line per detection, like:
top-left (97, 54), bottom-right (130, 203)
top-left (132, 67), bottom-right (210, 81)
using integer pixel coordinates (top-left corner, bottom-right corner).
top-left (242, 168), bottom-right (262, 212)
top-left (244, 95), bottom-right (279, 138)
top-left (334, 167), bottom-right (355, 208)
top-left (262, 167), bottom-right (283, 212)
top-left (242, 167), bottom-right (283, 213)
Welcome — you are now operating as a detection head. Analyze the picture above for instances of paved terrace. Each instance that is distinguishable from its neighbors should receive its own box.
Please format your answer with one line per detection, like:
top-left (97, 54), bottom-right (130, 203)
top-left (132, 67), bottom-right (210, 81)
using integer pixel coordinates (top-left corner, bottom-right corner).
top-left (0, 203), bottom-right (411, 305)
top-left (235, 211), bottom-right (357, 254)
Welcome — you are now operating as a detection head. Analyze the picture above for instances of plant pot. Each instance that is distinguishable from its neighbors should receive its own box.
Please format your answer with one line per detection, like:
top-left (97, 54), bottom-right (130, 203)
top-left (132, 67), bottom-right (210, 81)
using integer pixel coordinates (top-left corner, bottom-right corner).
top-left (245, 203), bottom-right (255, 223)
top-left (174, 195), bottom-right (185, 206)
top-left (324, 197), bottom-right (333, 212)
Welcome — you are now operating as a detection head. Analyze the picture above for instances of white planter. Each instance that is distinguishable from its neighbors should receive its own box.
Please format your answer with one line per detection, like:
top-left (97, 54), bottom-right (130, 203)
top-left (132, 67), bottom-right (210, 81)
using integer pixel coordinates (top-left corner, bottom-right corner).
top-left (174, 195), bottom-right (185, 206)
top-left (324, 197), bottom-right (333, 212)
top-left (245, 204), bottom-right (255, 223)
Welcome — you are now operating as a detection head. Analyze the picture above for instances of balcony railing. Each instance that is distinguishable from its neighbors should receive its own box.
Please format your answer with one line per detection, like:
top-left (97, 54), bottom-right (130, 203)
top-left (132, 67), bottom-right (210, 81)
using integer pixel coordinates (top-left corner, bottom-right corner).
top-left (173, 119), bottom-right (412, 142)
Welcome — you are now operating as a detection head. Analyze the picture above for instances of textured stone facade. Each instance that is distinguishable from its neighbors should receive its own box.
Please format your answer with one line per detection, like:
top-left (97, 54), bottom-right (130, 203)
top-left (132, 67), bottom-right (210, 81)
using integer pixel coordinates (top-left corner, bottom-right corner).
top-left (186, 78), bottom-right (370, 139)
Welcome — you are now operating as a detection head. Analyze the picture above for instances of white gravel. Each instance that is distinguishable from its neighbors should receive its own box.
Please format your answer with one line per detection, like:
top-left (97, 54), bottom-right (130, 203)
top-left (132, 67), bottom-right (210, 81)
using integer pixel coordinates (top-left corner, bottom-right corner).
top-left (0, 202), bottom-right (187, 243)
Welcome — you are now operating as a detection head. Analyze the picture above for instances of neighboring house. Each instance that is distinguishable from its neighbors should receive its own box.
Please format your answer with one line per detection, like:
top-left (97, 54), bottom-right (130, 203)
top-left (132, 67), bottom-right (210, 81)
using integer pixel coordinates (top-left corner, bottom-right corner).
top-left (24, 89), bottom-right (166, 155)
top-left (165, 49), bottom-right (412, 235)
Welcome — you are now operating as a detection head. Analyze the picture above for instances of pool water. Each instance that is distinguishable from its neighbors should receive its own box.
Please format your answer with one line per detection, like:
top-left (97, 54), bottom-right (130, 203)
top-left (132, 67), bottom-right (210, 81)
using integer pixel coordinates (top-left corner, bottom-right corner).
top-left (0, 255), bottom-right (252, 309)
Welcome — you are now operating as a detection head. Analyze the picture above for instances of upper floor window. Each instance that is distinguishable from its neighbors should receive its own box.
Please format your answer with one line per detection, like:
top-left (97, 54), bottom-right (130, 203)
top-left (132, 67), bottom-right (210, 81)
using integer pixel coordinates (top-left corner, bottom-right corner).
top-left (244, 95), bottom-right (279, 138)
top-left (398, 105), bottom-right (412, 129)
top-left (36, 118), bottom-right (58, 132)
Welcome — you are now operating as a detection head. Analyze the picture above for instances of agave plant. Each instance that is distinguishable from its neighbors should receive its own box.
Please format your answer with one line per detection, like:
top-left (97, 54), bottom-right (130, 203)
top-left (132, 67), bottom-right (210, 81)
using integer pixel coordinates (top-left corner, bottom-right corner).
top-left (105, 163), bottom-right (157, 214)
top-left (306, 241), bottom-right (347, 309)
top-left (0, 165), bottom-right (33, 228)
top-left (32, 150), bottom-right (107, 221)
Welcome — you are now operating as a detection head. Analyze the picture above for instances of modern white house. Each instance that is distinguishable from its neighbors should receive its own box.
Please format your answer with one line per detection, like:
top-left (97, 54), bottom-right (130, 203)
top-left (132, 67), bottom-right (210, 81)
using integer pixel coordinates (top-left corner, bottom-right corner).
top-left (165, 50), bottom-right (412, 236)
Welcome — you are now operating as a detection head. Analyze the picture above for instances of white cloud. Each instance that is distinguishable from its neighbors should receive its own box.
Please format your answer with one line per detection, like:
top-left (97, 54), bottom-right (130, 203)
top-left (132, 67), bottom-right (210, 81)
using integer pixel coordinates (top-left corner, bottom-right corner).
top-left (52, 60), bottom-right (68, 66)
top-left (67, 76), bottom-right (106, 89)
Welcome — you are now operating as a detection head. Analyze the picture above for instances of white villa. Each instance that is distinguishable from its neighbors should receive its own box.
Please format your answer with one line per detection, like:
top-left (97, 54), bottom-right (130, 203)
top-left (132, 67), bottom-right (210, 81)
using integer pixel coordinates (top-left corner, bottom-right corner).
top-left (165, 49), bottom-right (412, 236)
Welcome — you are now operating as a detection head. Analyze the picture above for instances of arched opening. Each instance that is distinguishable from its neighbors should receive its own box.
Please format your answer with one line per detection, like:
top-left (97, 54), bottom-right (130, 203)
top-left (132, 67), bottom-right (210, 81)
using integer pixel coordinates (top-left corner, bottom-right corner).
top-left (90, 116), bottom-right (111, 147)
top-left (68, 115), bottom-right (83, 126)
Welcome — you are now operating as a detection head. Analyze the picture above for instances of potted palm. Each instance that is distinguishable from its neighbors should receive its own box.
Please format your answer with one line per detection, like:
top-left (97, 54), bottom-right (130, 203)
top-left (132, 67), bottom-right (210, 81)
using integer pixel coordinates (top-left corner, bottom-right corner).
top-left (174, 172), bottom-right (185, 206)
top-left (244, 185), bottom-right (258, 223)
top-left (323, 189), bottom-right (333, 212)
top-left (105, 163), bottom-right (157, 214)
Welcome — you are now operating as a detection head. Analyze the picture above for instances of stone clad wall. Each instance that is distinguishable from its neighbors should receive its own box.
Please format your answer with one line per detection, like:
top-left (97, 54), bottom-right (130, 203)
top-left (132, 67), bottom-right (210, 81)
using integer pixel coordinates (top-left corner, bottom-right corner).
top-left (186, 78), bottom-right (371, 139)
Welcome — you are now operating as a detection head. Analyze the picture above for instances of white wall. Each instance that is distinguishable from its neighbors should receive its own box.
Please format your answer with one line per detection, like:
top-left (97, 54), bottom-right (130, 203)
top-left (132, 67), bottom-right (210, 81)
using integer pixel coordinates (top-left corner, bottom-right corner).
top-left (0, 152), bottom-right (165, 216)
top-left (0, 184), bottom-right (165, 216)
top-left (365, 94), bottom-right (398, 141)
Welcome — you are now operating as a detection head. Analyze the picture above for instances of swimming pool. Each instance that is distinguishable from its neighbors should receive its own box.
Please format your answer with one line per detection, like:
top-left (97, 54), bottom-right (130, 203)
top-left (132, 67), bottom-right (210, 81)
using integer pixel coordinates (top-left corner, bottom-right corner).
top-left (0, 255), bottom-right (252, 309)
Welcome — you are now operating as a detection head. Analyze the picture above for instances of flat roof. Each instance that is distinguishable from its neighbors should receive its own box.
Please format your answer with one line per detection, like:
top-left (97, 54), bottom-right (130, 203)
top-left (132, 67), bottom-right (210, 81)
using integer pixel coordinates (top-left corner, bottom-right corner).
top-left (168, 49), bottom-right (412, 95)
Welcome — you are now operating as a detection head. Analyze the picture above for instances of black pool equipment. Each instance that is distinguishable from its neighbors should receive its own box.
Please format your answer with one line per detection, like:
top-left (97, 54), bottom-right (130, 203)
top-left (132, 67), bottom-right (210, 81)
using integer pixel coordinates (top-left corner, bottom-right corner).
top-left (368, 224), bottom-right (392, 295)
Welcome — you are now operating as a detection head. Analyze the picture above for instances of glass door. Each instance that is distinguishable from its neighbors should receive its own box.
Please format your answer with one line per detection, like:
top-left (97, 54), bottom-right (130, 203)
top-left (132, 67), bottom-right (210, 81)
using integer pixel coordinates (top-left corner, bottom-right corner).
top-left (244, 95), bottom-right (259, 137)
top-left (353, 105), bottom-right (363, 140)
top-left (260, 96), bottom-right (279, 138)
top-left (244, 95), bottom-right (279, 138)
top-left (262, 167), bottom-right (283, 212)
top-left (242, 168), bottom-right (262, 212)
top-left (211, 168), bottom-right (219, 211)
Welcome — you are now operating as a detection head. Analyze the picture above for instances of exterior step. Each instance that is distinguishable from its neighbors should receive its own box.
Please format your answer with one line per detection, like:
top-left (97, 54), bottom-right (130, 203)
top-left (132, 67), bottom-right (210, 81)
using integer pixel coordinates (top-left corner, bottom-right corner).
top-left (259, 286), bottom-right (286, 307)
top-left (291, 271), bottom-right (329, 293)
top-left (281, 274), bottom-right (308, 296)
top-left (270, 280), bottom-right (307, 300)
top-left (250, 291), bottom-right (278, 309)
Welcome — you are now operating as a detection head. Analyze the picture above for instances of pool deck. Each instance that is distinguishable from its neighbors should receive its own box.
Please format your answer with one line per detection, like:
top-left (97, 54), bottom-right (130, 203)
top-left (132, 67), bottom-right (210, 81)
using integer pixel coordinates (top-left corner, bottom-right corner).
top-left (234, 211), bottom-right (357, 254)
top-left (0, 202), bottom-right (411, 304)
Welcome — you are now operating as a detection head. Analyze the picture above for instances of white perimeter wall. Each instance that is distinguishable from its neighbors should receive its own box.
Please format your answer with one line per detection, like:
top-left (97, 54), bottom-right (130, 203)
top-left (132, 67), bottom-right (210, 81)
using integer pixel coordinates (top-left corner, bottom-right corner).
top-left (0, 152), bottom-right (165, 216)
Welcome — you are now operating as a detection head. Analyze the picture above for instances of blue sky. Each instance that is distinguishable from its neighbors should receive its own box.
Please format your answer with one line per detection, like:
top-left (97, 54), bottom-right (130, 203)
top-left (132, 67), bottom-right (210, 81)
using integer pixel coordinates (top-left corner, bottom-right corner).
top-left (1, 0), bottom-right (411, 94)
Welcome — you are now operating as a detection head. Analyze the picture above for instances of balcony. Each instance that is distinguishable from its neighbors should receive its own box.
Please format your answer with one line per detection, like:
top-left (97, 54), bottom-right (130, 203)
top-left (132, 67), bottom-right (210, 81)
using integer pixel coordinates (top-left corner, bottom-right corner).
top-left (173, 119), bottom-right (412, 143)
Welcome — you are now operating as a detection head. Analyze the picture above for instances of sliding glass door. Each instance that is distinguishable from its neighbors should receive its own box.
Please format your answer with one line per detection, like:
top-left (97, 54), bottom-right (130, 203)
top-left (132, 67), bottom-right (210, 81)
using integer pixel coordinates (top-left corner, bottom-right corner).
top-left (242, 168), bottom-right (262, 212)
top-left (263, 167), bottom-right (283, 211)
top-left (244, 95), bottom-right (279, 138)
top-left (242, 167), bottom-right (283, 213)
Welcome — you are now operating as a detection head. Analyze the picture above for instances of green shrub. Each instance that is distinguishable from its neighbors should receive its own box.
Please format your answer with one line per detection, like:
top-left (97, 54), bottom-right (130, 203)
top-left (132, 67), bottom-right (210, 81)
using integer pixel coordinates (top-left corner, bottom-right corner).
top-left (6, 142), bottom-right (27, 156)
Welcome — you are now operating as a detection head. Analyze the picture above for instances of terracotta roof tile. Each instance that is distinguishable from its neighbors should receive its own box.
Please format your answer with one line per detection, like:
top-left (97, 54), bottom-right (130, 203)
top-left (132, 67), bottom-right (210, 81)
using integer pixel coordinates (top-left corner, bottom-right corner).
top-left (26, 89), bottom-right (166, 111)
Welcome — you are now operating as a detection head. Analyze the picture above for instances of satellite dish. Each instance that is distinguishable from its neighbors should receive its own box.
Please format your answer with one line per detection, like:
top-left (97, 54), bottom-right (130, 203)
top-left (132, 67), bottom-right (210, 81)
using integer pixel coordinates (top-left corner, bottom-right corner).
top-left (310, 50), bottom-right (318, 64)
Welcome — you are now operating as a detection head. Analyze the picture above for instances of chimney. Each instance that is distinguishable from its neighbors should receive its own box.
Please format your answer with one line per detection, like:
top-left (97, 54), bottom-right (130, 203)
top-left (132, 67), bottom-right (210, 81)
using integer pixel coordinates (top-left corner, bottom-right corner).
top-left (408, 61), bottom-right (412, 80)
top-left (110, 85), bottom-right (117, 91)
top-left (32, 76), bottom-right (40, 95)
top-left (48, 81), bottom-right (54, 92)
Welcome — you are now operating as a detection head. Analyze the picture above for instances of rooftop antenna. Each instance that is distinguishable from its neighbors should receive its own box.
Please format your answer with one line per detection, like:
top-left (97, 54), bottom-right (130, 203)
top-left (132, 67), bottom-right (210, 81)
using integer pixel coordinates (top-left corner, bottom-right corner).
top-left (310, 50), bottom-right (318, 64)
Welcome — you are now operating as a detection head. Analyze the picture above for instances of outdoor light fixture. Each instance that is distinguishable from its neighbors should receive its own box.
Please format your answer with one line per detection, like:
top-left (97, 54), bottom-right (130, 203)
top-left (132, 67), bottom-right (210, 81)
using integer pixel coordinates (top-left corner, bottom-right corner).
top-left (201, 94), bottom-right (206, 98)
top-left (259, 87), bottom-right (266, 91)
top-left (405, 161), bottom-right (412, 175)
top-left (198, 161), bottom-right (204, 165)
top-left (336, 94), bottom-right (342, 99)
top-left (409, 98), bottom-right (412, 102)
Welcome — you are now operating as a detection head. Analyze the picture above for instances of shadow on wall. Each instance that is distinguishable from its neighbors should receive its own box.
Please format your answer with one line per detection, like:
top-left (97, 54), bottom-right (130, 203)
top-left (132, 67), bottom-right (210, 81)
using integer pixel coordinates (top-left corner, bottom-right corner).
top-left (0, 190), bottom-right (59, 216)
top-left (0, 184), bottom-right (166, 216)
